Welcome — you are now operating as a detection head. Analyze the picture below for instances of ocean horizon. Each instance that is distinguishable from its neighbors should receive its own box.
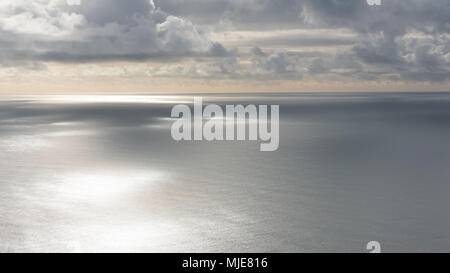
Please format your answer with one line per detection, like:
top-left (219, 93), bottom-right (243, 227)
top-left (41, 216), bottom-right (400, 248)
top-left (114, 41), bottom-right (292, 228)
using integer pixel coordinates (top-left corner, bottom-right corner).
top-left (1, 92), bottom-right (450, 252)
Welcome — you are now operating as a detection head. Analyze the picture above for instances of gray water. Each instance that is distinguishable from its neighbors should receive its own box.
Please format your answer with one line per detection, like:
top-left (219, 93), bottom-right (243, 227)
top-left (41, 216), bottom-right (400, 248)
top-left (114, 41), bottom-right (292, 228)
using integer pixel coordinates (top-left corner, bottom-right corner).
top-left (1, 93), bottom-right (450, 252)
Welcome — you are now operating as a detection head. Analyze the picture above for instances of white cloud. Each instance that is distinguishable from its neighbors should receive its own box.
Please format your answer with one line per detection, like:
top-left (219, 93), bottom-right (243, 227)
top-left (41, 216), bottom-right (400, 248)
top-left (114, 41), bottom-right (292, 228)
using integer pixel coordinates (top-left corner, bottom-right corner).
top-left (0, 0), bottom-right (216, 64)
top-left (0, 0), bottom-right (85, 36)
top-left (0, 0), bottom-right (448, 84)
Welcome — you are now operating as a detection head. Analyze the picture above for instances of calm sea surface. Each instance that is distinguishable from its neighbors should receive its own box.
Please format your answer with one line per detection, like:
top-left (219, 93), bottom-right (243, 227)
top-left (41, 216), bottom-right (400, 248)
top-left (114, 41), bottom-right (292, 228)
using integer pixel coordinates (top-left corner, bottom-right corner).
top-left (1, 93), bottom-right (450, 252)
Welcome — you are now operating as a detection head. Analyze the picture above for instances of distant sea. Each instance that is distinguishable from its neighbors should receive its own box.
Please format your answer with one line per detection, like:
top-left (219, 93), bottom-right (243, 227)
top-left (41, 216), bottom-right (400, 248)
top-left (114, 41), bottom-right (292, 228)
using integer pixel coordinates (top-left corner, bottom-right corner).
top-left (1, 92), bottom-right (450, 252)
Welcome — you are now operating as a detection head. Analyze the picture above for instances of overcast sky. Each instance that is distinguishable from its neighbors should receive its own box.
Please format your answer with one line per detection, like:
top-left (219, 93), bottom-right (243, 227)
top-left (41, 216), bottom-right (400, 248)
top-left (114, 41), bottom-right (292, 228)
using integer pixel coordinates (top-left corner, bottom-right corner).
top-left (0, 0), bottom-right (449, 93)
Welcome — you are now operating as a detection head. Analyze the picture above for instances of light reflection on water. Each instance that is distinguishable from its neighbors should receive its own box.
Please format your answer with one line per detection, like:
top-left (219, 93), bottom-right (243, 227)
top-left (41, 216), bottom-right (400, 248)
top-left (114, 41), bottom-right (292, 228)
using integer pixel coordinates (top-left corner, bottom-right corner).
top-left (1, 93), bottom-right (450, 252)
top-left (18, 95), bottom-right (194, 104)
top-left (58, 170), bottom-right (165, 200)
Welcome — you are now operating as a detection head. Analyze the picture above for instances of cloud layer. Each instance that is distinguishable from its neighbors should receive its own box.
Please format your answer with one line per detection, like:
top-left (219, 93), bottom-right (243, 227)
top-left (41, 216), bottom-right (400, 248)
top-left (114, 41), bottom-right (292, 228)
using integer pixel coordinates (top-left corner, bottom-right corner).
top-left (0, 0), bottom-right (449, 86)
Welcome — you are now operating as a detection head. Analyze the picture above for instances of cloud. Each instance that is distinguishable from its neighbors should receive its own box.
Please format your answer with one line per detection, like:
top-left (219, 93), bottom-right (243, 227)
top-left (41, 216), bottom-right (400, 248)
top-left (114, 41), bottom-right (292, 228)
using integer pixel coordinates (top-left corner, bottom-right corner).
top-left (0, 0), bottom-right (217, 65)
top-left (152, 0), bottom-right (449, 83)
top-left (302, 0), bottom-right (450, 81)
top-left (0, 0), bottom-right (448, 84)
top-left (155, 0), bottom-right (306, 30)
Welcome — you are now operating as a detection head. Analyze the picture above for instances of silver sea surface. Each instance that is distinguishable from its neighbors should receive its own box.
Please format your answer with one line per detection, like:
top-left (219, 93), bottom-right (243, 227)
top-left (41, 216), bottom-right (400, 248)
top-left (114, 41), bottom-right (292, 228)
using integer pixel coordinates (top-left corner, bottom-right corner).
top-left (1, 92), bottom-right (450, 252)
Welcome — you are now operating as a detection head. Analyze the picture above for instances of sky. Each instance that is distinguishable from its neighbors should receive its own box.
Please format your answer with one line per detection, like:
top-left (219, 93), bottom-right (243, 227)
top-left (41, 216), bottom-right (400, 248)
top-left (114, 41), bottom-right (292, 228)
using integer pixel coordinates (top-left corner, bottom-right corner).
top-left (0, 0), bottom-right (449, 94)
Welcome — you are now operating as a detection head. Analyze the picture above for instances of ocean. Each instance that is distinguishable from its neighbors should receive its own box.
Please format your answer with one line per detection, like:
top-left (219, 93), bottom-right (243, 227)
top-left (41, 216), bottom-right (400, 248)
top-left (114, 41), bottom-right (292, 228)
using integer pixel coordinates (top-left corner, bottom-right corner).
top-left (1, 92), bottom-right (450, 252)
